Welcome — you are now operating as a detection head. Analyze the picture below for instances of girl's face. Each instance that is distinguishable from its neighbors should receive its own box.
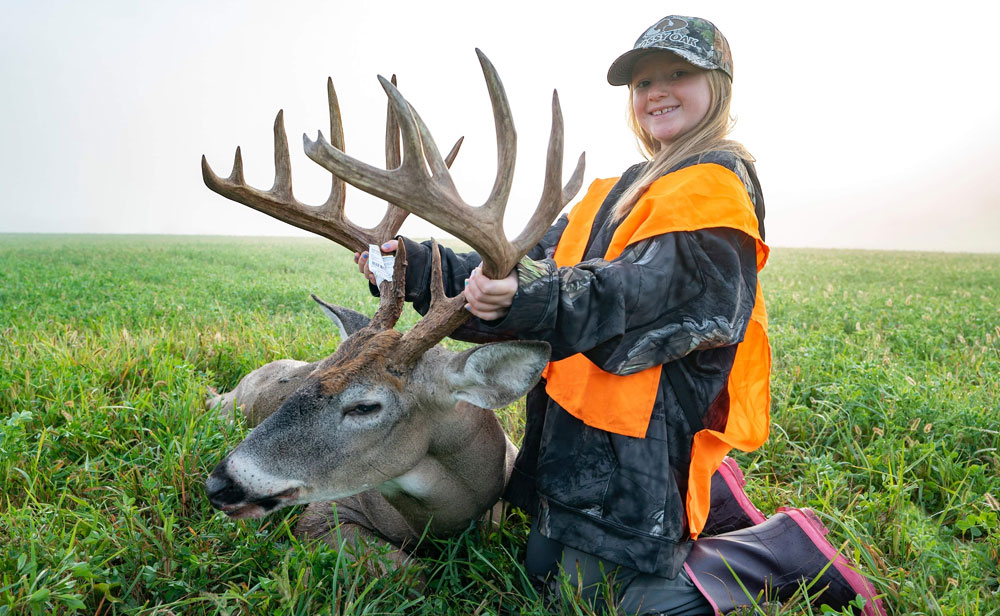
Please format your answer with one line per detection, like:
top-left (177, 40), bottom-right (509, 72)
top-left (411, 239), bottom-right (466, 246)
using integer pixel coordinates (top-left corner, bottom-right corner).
top-left (631, 52), bottom-right (712, 148)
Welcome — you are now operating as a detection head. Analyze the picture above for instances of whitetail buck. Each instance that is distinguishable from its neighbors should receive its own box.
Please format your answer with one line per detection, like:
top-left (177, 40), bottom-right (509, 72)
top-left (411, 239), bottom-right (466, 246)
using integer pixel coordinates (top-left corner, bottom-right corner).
top-left (201, 50), bottom-right (584, 568)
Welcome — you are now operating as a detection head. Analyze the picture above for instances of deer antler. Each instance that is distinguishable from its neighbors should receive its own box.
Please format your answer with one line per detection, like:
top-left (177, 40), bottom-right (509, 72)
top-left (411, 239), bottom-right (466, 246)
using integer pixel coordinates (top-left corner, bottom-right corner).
top-left (201, 76), bottom-right (463, 254)
top-left (202, 52), bottom-right (583, 367)
top-left (303, 49), bottom-right (586, 362)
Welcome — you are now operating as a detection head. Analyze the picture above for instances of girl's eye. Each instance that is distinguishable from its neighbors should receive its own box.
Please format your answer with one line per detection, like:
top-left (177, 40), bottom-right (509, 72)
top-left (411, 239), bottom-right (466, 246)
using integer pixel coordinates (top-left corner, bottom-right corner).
top-left (346, 402), bottom-right (381, 416)
top-left (634, 79), bottom-right (651, 88)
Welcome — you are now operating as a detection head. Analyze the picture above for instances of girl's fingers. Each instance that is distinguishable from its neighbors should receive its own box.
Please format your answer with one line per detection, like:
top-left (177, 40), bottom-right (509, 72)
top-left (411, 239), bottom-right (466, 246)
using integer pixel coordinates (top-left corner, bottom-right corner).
top-left (463, 266), bottom-right (518, 319)
top-left (464, 273), bottom-right (516, 321)
top-left (467, 268), bottom-right (517, 300)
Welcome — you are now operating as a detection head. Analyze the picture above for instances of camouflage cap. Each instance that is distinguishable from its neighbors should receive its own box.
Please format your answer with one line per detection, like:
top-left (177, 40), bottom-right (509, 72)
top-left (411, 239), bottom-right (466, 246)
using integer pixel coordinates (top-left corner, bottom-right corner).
top-left (607, 15), bottom-right (733, 85)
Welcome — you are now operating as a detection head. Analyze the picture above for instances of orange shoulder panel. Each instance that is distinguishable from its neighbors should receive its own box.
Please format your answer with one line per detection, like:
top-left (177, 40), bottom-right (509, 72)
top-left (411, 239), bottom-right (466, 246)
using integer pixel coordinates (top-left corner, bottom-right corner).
top-left (552, 177), bottom-right (619, 268)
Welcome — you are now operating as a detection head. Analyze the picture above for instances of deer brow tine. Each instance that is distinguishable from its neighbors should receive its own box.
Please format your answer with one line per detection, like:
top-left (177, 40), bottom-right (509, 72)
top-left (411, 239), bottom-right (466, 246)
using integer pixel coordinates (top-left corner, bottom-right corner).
top-left (369, 240), bottom-right (407, 331)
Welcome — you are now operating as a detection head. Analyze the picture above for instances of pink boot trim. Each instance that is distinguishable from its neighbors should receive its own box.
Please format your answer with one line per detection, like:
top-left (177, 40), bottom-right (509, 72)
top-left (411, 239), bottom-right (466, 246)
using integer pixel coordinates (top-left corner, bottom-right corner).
top-left (777, 507), bottom-right (887, 616)
top-left (683, 562), bottom-right (723, 616)
top-left (718, 456), bottom-right (766, 525)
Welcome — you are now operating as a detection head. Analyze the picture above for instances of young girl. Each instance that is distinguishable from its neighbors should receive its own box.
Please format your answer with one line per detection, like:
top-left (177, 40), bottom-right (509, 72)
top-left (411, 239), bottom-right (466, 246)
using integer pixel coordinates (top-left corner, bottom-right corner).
top-left (359, 15), bottom-right (884, 615)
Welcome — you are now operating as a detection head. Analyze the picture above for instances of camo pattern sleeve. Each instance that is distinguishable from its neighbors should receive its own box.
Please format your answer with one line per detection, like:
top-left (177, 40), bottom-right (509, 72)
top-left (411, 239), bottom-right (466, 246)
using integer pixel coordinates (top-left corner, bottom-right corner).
top-left (493, 227), bottom-right (759, 373)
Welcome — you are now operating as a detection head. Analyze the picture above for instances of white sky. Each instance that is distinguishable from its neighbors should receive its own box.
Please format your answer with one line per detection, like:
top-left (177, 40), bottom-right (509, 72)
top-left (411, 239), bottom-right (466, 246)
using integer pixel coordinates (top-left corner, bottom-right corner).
top-left (2, 0), bottom-right (999, 253)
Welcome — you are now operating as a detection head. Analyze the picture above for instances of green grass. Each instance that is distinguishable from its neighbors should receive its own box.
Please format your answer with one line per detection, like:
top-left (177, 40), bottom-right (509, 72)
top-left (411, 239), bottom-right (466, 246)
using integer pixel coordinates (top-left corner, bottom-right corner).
top-left (1, 235), bottom-right (998, 615)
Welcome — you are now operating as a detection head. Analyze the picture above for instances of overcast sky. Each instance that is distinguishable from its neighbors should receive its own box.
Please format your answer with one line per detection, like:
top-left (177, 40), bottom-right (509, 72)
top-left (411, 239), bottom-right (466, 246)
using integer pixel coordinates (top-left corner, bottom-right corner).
top-left (2, 0), bottom-right (998, 253)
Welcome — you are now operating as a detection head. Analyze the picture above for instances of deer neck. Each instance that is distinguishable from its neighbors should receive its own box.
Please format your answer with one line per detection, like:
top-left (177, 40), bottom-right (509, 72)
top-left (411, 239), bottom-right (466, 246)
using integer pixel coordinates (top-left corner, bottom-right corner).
top-left (376, 397), bottom-right (512, 537)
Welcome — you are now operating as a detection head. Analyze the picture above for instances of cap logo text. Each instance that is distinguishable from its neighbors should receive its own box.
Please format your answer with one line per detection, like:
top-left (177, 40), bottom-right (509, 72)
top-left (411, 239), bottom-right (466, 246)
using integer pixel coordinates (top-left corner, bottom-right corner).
top-left (639, 30), bottom-right (701, 50)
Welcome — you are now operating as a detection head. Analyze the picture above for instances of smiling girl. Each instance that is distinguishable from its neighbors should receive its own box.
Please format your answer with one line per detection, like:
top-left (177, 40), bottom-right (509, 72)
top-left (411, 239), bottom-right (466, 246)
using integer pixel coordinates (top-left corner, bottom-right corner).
top-left (359, 15), bottom-right (884, 615)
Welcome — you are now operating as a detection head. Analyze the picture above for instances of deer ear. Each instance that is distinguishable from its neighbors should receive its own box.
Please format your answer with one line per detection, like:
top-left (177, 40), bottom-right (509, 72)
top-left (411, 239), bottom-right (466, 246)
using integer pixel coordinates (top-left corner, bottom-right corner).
top-left (446, 341), bottom-right (551, 409)
top-left (310, 294), bottom-right (370, 339)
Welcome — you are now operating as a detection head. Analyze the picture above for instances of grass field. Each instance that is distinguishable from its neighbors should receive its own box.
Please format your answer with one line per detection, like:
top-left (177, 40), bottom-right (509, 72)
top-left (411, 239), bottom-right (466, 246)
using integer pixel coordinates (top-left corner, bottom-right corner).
top-left (1, 234), bottom-right (998, 615)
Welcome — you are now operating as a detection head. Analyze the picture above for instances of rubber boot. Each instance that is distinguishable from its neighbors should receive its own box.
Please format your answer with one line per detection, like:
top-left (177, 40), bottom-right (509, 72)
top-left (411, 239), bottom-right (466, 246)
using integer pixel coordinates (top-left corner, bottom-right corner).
top-left (684, 508), bottom-right (886, 615)
top-left (701, 456), bottom-right (767, 536)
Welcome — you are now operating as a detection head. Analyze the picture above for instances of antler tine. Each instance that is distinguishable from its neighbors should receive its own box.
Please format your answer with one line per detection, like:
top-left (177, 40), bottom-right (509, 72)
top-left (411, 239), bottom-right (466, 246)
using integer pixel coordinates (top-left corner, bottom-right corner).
top-left (323, 76), bottom-right (405, 241)
top-left (270, 110), bottom-right (294, 200)
top-left (323, 77), bottom-right (348, 211)
top-left (378, 75), bottom-right (432, 179)
top-left (512, 90), bottom-right (587, 255)
top-left (385, 75), bottom-right (402, 170)
top-left (474, 48), bottom-right (517, 221)
top-left (443, 137), bottom-right (464, 168)
top-left (378, 78), bottom-right (466, 180)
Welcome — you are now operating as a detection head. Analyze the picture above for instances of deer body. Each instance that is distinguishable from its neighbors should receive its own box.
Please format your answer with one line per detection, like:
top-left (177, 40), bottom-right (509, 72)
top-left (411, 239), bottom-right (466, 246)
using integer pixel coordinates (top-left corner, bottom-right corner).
top-left (201, 50), bottom-right (583, 569)
top-left (208, 359), bottom-right (313, 426)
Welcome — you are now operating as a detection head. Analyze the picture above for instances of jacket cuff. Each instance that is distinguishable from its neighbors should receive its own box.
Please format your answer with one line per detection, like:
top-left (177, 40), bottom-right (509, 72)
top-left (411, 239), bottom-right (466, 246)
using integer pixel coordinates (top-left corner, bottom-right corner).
top-left (488, 256), bottom-right (557, 333)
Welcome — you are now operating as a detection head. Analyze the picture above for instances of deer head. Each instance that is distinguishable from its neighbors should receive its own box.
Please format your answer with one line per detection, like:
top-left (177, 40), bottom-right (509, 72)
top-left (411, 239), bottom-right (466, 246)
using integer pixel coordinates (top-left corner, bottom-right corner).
top-left (201, 50), bottom-right (584, 520)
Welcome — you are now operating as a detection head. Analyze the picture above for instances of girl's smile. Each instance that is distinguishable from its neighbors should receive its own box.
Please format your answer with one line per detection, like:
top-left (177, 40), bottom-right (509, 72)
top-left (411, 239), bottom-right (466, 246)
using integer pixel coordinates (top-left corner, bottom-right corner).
top-left (631, 52), bottom-right (711, 147)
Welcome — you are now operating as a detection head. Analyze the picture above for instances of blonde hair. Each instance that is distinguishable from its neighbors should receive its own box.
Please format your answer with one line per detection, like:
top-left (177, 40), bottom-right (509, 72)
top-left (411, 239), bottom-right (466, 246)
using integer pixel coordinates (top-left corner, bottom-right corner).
top-left (613, 68), bottom-right (751, 221)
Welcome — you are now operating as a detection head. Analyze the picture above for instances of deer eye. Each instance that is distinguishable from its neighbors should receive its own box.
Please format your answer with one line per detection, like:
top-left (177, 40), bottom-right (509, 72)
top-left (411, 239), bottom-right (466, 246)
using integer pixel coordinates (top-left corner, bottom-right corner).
top-left (345, 402), bottom-right (381, 417)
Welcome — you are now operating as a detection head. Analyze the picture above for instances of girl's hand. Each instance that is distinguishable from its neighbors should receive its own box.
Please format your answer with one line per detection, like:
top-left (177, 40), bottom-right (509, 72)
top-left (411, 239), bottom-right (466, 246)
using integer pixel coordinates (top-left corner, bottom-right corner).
top-left (464, 266), bottom-right (517, 321)
top-left (354, 239), bottom-right (398, 285)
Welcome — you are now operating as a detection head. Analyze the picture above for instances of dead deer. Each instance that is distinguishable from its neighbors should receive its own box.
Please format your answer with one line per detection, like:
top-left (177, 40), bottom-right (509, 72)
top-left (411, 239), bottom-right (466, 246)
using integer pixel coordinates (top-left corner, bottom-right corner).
top-left (201, 50), bottom-right (585, 569)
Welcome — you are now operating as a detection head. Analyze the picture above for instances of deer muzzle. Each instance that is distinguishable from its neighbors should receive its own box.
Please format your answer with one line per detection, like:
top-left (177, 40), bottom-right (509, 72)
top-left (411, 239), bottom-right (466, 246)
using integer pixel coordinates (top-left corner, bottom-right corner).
top-left (205, 460), bottom-right (302, 519)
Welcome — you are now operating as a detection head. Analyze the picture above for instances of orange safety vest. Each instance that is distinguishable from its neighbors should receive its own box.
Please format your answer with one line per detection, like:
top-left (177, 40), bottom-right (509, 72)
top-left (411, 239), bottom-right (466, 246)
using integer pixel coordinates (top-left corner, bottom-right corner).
top-left (542, 163), bottom-right (771, 538)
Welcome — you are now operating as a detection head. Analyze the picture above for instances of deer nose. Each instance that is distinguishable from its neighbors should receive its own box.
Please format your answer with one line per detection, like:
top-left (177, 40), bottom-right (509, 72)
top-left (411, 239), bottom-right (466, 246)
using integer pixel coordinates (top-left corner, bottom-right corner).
top-left (205, 464), bottom-right (246, 508)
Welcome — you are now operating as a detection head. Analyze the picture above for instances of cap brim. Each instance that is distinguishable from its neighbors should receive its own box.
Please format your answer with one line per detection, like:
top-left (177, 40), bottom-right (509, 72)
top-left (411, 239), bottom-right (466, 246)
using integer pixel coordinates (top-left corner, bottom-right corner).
top-left (607, 48), bottom-right (658, 86)
top-left (607, 47), bottom-right (728, 86)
